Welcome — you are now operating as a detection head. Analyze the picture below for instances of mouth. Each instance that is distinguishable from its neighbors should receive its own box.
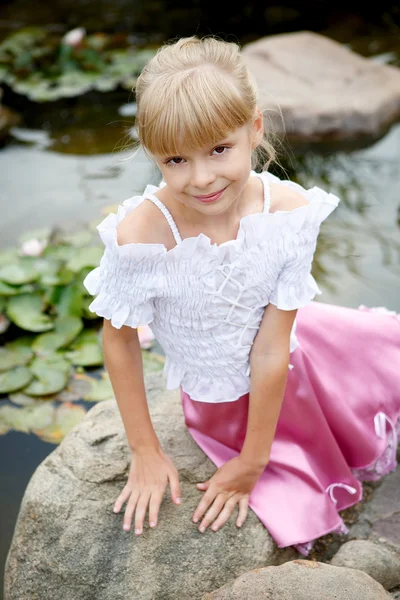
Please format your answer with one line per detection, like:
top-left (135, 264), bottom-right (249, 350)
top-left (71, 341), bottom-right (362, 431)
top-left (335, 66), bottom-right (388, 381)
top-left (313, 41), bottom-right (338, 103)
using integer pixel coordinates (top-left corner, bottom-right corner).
top-left (193, 186), bottom-right (228, 204)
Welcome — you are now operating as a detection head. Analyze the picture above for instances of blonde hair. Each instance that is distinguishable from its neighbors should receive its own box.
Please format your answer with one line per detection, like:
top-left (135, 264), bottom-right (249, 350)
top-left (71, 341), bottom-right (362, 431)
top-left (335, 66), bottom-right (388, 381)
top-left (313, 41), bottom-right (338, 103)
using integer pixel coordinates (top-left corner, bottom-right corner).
top-left (134, 35), bottom-right (278, 171)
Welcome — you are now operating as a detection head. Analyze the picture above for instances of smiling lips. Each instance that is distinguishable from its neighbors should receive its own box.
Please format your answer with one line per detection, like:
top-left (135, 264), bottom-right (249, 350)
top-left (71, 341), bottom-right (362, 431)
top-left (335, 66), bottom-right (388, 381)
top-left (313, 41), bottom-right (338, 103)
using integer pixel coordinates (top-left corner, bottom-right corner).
top-left (194, 186), bottom-right (228, 204)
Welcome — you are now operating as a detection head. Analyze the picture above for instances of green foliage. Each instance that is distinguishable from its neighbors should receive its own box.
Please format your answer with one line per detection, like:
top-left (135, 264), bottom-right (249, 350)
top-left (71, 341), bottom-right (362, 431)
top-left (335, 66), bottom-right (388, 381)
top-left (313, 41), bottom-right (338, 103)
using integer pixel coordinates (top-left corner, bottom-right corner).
top-left (0, 27), bottom-right (156, 101)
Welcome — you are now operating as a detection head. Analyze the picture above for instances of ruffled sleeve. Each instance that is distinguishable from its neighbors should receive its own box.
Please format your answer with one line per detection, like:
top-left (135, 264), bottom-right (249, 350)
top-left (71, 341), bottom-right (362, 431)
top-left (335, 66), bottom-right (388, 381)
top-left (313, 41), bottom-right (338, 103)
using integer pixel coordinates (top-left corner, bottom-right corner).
top-left (83, 198), bottom-right (165, 329)
top-left (268, 182), bottom-right (340, 311)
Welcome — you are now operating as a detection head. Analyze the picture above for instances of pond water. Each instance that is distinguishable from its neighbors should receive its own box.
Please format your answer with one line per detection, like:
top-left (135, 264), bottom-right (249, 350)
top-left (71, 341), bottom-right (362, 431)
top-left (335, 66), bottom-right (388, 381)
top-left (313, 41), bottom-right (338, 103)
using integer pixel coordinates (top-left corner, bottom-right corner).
top-left (1, 45), bottom-right (400, 599)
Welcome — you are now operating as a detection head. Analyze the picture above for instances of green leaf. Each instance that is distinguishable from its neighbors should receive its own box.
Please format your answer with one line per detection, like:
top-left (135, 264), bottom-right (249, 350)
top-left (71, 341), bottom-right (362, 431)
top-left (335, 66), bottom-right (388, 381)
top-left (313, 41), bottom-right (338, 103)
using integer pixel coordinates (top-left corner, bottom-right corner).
top-left (0, 402), bottom-right (55, 434)
top-left (60, 230), bottom-right (93, 247)
top-left (0, 249), bottom-right (18, 267)
top-left (23, 356), bottom-right (71, 396)
top-left (0, 281), bottom-right (35, 296)
top-left (0, 341), bottom-right (34, 371)
top-left (6, 294), bottom-right (54, 332)
top-left (0, 262), bottom-right (41, 285)
top-left (83, 374), bottom-right (114, 402)
top-left (32, 316), bottom-right (83, 355)
top-left (66, 246), bottom-right (103, 272)
top-left (0, 366), bottom-right (33, 393)
top-left (55, 282), bottom-right (84, 317)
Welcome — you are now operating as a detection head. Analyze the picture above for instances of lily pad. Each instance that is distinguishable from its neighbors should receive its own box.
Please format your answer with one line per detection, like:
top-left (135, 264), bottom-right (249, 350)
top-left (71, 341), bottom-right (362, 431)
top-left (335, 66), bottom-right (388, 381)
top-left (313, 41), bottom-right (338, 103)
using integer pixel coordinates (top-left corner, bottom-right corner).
top-left (55, 282), bottom-right (84, 317)
top-left (43, 244), bottom-right (77, 262)
top-left (76, 372), bottom-right (114, 402)
top-left (0, 262), bottom-right (41, 285)
top-left (141, 351), bottom-right (165, 373)
top-left (54, 373), bottom-right (91, 402)
top-left (66, 247), bottom-right (103, 272)
top-left (0, 402), bottom-right (55, 434)
top-left (65, 329), bottom-right (103, 366)
top-left (0, 366), bottom-right (33, 393)
top-left (0, 281), bottom-right (35, 296)
top-left (0, 297), bottom-right (5, 312)
top-left (6, 293), bottom-right (54, 332)
top-left (23, 365), bottom-right (69, 396)
top-left (61, 230), bottom-right (93, 247)
top-left (9, 392), bottom-right (55, 406)
top-left (0, 249), bottom-right (18, 267)
top-left (32, 402), bottom-right (87, 444)
top-left (32, 316), bottom-right (83, 355)
top-left (0, 341), bottom-right (34, 371)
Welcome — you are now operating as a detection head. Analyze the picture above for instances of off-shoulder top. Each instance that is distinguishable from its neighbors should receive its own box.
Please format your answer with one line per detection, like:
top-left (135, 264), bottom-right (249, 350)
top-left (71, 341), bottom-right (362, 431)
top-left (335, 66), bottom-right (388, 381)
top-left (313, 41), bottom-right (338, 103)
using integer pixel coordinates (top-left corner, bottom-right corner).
top-left (83, 170), bottom-right (340, 403)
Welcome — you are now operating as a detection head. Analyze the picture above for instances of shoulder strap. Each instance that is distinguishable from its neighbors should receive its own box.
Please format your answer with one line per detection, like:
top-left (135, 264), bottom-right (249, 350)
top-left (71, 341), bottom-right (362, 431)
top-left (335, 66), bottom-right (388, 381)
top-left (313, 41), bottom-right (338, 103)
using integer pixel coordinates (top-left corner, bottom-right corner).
top-left (145, 194), bottom-right (182, 245)
top-left (253, 172), bottom-right (271, 213)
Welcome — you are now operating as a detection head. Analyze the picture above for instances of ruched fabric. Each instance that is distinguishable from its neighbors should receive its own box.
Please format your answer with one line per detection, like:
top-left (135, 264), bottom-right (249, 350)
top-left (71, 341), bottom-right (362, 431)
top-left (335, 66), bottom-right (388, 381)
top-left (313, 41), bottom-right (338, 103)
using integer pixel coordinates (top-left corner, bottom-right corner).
top-left (83, 171), bottom-right (340, 403)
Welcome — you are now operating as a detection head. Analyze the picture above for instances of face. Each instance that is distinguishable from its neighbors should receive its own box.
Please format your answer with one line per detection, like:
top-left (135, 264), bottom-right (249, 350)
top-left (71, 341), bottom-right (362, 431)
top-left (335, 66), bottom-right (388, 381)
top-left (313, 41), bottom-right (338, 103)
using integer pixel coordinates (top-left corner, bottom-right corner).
top-left (152, 113), bottom-right (264, 219)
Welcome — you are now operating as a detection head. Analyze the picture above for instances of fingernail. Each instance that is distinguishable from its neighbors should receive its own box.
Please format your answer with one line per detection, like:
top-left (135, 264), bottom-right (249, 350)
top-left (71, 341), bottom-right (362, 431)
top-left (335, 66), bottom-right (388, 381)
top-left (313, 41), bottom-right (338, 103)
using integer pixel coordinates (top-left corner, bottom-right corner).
top-left (212, 526), bottom-right (218, 532)
top-left (123, 524), bottom-right (130, 531)
top-left (176, 497), bottom-right (181, 504)
top-left (113, 506), bottom-right (118, 513)
top-left (150, 521), bottom-right (156, 528)
top-left (199, 525), bottom-right (205, 533)
top-left (193, 517), bottom-right (198, 523)
top-left (135, 528), bottom-right (142, 535)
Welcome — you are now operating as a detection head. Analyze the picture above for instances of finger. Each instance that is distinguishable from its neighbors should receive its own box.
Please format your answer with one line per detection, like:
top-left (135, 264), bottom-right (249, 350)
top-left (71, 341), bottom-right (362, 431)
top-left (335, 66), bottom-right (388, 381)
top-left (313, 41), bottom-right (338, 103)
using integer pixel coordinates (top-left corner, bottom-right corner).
top-left (148, 490), bottom-right (164, 528)
top-left (196, 481), bottom-right (209, 490)
top-left (122, 491), bottom-right (140, 531)
top-left (192, 488), bottom-right (218, 524)
top-left (168, 467), bottom-right (182, 505)
top-left (113, 485), bottom-right (131, 513)
top-left (236, 497), bottom-right (249, 528)
top-left (134, 493), bottom-right (151, 535)
top-left (210, 493), bottom-right (242, 532)
top-left (198, 495), bottom-right (227, 532)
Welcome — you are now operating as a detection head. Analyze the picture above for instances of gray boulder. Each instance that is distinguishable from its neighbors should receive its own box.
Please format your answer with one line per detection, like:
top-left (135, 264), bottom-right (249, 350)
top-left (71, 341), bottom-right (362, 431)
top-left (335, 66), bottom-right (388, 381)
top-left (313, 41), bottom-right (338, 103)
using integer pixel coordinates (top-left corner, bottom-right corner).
top-left (242, 31), bottom-right (400, 143)
top-left (203, 559), bottom-right (392, 599)
top-left (4, 367), bottom-right (295, 600)
top-left (330, 540), bottom-right (400, 590)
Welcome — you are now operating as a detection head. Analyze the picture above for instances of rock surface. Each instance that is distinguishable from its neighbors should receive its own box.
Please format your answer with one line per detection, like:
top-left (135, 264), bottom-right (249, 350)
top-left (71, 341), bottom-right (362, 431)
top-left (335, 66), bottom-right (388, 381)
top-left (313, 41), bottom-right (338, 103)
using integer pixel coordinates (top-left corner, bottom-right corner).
top-left (330, 540), bottom-right (400, 590)
top-left (203, 559), bottom-right (392, 599)
top-left (4, 368), bottom-right (295, 600)
top-left (242, 31), bottom-right (400, 143)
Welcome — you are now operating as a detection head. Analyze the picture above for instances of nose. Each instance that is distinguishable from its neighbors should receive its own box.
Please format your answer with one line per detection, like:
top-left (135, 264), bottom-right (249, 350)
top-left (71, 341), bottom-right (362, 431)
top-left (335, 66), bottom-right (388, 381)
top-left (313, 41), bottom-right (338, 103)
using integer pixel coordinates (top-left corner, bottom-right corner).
top-left (190, 161), bottom-right (216, 191)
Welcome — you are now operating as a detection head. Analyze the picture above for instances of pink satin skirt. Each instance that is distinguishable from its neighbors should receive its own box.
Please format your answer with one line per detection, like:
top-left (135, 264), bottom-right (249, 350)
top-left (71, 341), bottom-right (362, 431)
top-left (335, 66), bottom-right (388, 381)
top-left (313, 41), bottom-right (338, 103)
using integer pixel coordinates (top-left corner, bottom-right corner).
top-left (181, 301), bottom-right (400, 555)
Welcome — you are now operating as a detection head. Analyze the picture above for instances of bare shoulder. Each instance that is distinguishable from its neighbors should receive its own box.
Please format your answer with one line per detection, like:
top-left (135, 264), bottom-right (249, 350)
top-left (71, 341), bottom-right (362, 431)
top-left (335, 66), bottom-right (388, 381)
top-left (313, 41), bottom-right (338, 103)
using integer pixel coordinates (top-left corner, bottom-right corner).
top-left (116, 197), bottom-right (175, 248)
top-left (269, 181), bottom-right (309, 213)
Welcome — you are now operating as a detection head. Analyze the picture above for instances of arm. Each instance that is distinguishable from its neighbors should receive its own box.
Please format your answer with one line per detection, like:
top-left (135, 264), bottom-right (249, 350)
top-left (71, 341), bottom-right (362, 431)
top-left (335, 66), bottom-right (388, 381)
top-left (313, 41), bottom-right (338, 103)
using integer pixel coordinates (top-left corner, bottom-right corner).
top-left (240, 303), bottom-right (297, 468)
top-left (102, 318), bottom-right (161, 452)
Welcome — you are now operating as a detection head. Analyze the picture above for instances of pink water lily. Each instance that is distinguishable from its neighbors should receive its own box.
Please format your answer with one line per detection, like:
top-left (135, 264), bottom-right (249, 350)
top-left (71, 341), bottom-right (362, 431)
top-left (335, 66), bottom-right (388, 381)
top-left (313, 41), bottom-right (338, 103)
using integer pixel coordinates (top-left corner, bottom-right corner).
top-left (21, 238), bottom-right (47, 256)
top-left (62, 27), bottom-right (86, 47)
top-left (137, 325), bottom-right (155, 349)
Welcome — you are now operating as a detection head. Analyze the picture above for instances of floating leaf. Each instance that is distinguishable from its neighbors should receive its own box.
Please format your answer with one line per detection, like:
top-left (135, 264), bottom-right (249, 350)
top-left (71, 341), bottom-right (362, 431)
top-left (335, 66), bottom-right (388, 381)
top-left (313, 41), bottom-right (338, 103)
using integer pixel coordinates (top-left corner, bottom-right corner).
top-left (32, 402), bottom-right (86, 444)
top-left (9, 392), bottom-right (55, 406)
top-left (0, 341), bottom-right (33, 371)
top-left (0, 281), bottom-right (35, 296)
top-left (32, 316), bottom-right (83, 355)
top-left (54, 373), bottom-right (91, 402)
top-left (23, 366), bottom-right (69, 396)
top-left (65, 329), bottom-right (103, 366)
top-left (0, 249), bottom-right (18, 267)
top-left (0, 297), bottom-right (5, 312)
top-left (66, 247), bottom-right (103, 272)
top-left (141, 351), bottom-right (165, 373)
top-left (0, 402), bottom-right (55, 434)
top-left (82, 296), bottom-right (98, 320)
top-left (77, 372), bottom-right (114, 402)
top-left (6, 294), bottom-right (54, 332)
top-left (55, 282), bottom-right (84, 317)
top-left (0, 262), bottom-right (41, 285)
top-left (42, 244), bottom-right (77, 262)
top-left (0, 366), bottom-right (33, 393)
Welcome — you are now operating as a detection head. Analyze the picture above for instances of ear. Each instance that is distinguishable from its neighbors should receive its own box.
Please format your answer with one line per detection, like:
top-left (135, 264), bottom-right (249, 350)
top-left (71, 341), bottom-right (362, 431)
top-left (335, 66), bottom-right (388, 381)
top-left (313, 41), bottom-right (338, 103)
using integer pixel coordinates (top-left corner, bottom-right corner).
top-left (251, 107), bottom-right (264, 149)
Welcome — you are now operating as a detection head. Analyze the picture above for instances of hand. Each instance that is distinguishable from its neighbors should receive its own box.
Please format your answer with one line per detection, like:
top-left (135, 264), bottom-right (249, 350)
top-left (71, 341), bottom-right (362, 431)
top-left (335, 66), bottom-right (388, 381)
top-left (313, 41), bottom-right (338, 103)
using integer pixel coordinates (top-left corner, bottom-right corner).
top-left (192, 455), bottom-right (265, 533)
top-left (113, 446), bottom-right (181, 535)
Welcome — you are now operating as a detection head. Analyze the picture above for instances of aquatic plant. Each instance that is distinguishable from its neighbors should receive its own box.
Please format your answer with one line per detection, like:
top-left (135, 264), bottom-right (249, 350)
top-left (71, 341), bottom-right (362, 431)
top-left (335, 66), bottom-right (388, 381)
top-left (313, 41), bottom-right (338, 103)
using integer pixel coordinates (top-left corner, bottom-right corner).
top-left (0, 27), bottom-right (156, 102)
top-left (0, 215), bottom-right (160, 442)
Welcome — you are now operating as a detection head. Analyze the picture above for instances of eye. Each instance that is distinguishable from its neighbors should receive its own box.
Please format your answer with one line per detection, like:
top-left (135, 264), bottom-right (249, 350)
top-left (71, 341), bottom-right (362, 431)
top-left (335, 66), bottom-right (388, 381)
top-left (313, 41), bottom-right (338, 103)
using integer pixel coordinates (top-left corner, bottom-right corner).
top-left (212, 145), bottom-right (230, 155)
top-left (165, 156), bottom-right (185, 166)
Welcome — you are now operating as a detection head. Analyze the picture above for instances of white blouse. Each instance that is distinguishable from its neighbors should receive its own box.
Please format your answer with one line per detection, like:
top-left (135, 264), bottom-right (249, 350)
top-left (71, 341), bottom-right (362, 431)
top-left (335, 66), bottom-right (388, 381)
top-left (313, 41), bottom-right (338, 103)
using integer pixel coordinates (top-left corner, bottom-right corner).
top-left (83, 170), bottom-right (340, 403)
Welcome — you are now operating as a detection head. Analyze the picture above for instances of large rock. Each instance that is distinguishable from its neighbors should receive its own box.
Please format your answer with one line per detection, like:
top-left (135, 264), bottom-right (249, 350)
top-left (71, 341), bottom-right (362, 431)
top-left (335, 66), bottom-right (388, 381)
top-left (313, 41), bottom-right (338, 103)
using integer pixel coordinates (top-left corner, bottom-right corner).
top-left (4, 367), bottom-right (295, 600)
top-left (242, 31), bottom-right (400, 143)
top-left (203, 559), bottom-right (392, 599)
top-left (330, 540), bottom-right (400, 590)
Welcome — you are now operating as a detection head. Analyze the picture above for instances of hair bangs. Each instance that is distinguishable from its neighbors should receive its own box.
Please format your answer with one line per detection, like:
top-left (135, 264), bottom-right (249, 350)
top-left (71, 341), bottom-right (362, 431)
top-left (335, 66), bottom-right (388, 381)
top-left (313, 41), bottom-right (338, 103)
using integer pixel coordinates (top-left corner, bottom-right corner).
top-left (138, 66), bottom-right (253, 157)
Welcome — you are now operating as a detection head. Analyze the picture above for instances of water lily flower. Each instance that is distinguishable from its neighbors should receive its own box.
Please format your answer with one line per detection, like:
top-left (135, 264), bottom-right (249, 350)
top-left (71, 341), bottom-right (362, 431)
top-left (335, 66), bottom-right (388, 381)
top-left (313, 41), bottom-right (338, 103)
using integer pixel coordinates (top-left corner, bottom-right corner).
top-left (137, 325), bottom-right (155, 349)
top-left (62, 27), bottom-right (86, 47)
top-left (21, 238), bottom-right (47, 256)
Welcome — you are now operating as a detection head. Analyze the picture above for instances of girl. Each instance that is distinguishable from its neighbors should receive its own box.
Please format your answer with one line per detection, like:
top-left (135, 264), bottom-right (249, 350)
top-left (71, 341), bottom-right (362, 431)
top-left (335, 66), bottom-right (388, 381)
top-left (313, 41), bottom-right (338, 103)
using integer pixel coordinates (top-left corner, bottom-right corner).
top-left (83, 35), bottom-right (400, 555)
